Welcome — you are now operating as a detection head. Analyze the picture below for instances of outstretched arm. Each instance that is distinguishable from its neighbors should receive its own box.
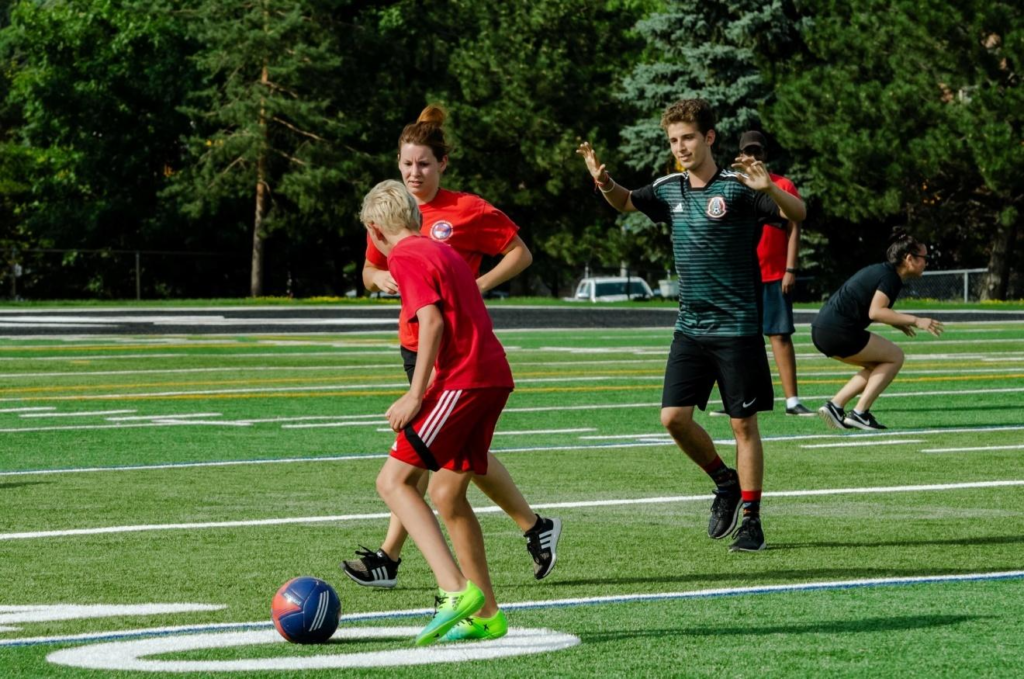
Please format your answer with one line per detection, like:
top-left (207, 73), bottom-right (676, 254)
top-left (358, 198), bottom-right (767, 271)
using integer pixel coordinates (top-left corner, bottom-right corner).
top-left (577, 141), bottom-right (636, 213)
top-left (868, 290), bottom-right (944, 337)
top-left (731, 158), bottom-right (807, 222)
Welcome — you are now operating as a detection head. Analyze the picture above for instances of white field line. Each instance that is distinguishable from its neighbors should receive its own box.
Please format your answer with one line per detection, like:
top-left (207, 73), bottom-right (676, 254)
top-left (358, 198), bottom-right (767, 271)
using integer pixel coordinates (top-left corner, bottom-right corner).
top-left (0, 454), bottom-right (389, 478)
top-left (2, 479), bottom-right (1021, 542)
top-left (0, 365), bottom-right (401, 379)
top-left (800, 440), bottom-right (924, 449)
top-left (285, 421), bottom-right (387, 429)
top-left (106, 413), bottom-right (222, 421)
top-left (0, 407), bottom-right (56, 413)
top-left (19, 409), bottom-right (137, 419)
top-left (922, 444), bottom-right (1024, 454)
top-left (0, 351), bottom-right (399, 362)
top-left (0, 421), bottom-right (247, 434)
top-left (5, 570), bottom-right (1024, 649)
top-left (1, 379), bottom-right (1022, 405)
top-left (581, 424), bottom-right (1024, 445)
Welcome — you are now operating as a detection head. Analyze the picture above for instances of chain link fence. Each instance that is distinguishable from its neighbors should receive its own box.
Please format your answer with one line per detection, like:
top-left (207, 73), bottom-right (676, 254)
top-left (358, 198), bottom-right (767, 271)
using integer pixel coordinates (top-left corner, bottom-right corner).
top-left (899, 268), bottom-right (987, 302)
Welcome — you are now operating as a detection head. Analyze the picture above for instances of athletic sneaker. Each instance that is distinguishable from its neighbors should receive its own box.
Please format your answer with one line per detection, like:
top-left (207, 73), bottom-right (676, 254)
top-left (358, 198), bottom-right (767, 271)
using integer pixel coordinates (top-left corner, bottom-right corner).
top-left (843, 410), bottom-right (888, 431)
top-left (785, 403), bottom-right (815, 416)
top-left (524, 516), bottom-right (562, 580)
top-left (707, 487), bottom-right (742, 539)
top-left (340, 546), bottom-right (401, 589)
top-left (818, 401), bottom-right (849, 430)
top-left (416, 581), bottom-right (485, 646)
top-left (441, 609), bottom-right (508, 642)
top-left (729, 515), bottom-right (766, 552)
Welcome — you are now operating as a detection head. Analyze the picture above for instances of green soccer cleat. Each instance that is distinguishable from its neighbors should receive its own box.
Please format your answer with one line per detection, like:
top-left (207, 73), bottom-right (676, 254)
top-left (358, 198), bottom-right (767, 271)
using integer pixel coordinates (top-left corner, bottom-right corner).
top-left (415, 581), bottom-right (485, 646)
top-left (441, 609), bottom-right (508, 642)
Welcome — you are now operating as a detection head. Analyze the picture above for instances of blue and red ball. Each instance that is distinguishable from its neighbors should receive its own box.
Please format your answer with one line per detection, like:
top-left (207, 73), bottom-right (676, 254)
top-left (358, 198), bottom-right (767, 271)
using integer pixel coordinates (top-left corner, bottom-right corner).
top-left (271, 576), bottom-right (341, 644)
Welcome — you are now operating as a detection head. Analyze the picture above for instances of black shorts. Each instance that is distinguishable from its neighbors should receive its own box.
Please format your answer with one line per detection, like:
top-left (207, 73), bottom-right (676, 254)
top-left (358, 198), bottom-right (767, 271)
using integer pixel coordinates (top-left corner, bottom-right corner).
top-left (401, 346), bottom-right (417, 384)
top-left (811, 324), bottom-right (870, 359)
top-left (762, 280), bottom-right (795, 336)
top-left (662, 332), bottom-right (775, 418)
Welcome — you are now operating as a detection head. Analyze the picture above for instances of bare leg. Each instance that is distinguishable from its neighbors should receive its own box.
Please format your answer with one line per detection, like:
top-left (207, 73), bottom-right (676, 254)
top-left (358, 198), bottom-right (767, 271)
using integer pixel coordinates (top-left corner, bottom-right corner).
top-left (661, 406), bottom-right (719, 467)
top-left (730, 415), bottom-right (763, 491)
top-left (769, 334), bottom-right (799, 400)
top-left (379, 472), bottom-right (429, 559)
top-left (835, 333), bottom-right (905, 412)
top-left (472, 453), bottom-right (537, 532)
top-left (430, 469), bottom-right (499, 617)
top-left (832, 367), bottom-right (872, 409)
top-left (376, 459), bottom-right (463, 592)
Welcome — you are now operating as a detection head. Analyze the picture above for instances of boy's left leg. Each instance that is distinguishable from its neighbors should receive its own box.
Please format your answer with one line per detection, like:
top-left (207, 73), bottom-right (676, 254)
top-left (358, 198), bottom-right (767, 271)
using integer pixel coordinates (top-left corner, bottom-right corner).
top-left (430, 469), bottom-right (499, 618)
top-left (729, 414), bottom-right (766, 552)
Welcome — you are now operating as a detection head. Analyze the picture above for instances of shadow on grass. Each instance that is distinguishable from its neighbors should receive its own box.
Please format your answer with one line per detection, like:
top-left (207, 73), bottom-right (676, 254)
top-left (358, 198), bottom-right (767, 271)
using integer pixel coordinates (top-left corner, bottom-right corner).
top-left (546, 565), bottom-right (1014, 588)
top-left (581, 614), bottom-right (984, 644)
top-left (0, 481), bottom-right (49, 490)
top-left (770, 534), bottom-right (1024, 550)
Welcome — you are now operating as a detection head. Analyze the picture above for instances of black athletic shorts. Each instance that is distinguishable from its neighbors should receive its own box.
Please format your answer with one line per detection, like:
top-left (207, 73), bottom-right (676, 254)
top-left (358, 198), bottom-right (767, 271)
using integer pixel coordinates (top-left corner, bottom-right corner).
top-left (661, 332), bottom-right (775, 418)
top-left (400, 346), bottom-right (417, 384)
top-left (811, 324), bottom-right (870, 359)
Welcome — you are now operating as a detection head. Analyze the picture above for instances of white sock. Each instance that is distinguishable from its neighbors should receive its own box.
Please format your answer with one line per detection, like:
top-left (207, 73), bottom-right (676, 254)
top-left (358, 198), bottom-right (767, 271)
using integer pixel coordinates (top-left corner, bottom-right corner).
top-left (786, 397), bottom-right (801, 409)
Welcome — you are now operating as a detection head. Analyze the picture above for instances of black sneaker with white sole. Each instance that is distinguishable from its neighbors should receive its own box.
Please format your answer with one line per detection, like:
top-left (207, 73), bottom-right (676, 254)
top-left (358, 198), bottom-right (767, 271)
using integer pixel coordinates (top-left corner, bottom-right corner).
top-left (341, 546), bottom-right (401, 588)
top-left (729, 515), bottom-right (766, 552)
top-left (818, 401), bottom-right (849, 430)
top-left (707, 486), bottom-right (742, 539)
top-left (843, 410), bottom-right (888, 430)
top-left (524, 516), bottom-right (561, 580)
top-left (785, 403), bottom-right (815, 416)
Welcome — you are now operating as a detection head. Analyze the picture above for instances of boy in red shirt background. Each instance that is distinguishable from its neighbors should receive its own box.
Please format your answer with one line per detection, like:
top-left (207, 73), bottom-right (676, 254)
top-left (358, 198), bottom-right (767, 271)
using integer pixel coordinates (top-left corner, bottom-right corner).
top-left (361, 179), bottom-right (513, 645)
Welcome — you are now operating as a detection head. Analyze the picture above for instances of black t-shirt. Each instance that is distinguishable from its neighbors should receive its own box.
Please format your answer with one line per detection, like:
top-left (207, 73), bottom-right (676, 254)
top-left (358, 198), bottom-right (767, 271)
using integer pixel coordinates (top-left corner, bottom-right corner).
top-left (814, 262), bottom-right (903, 332)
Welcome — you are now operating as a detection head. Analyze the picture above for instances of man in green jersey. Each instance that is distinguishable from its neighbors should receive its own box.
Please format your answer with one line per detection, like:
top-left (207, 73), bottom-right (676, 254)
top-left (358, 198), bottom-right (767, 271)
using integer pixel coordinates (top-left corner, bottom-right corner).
top-left (577, 99), bottom-right (805, 552)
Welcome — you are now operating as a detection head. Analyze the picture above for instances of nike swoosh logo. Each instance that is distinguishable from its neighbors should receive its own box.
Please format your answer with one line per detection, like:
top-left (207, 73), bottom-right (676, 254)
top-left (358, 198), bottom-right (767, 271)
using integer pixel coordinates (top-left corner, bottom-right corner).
top-left (742, 398), bottom-right (757, 408)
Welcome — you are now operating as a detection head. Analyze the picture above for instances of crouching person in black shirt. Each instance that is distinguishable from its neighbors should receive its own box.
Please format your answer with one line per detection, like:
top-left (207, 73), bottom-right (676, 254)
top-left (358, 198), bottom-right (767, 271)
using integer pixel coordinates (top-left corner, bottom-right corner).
top-left (812, 228), bottom-right (944, 430)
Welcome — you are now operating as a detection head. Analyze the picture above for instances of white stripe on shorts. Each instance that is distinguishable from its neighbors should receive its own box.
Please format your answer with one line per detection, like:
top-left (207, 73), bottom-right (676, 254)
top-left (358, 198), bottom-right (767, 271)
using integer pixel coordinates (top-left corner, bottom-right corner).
top-left (424, 390), bottom-right (462, 447)
top-left (417, 390), bottom-right (457, 443)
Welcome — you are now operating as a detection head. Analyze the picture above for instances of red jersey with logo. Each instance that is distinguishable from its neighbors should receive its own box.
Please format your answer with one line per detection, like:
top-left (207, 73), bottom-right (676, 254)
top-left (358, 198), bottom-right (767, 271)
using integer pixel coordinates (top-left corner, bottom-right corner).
top-left (387, 236), bottom-right (514, 391)
top-left (365, 188), bottom-right (520, 350)
top-left (756, 173), bottom-right (801, 283)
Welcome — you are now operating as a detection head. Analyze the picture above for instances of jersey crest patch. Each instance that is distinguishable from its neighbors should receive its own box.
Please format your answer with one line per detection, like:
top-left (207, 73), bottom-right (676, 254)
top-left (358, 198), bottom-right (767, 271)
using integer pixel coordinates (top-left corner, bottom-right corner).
top-left (430, 220), bottom-right (454, 241)
top-left (706, 196), bottom-right (727, 219)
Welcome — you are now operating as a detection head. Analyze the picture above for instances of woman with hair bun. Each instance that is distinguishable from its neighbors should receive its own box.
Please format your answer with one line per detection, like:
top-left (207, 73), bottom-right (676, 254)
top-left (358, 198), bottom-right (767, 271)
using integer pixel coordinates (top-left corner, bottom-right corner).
top-left (344, 106), bottom-right (560, 615)
top-left (813, 228), bottom-right (944, 430)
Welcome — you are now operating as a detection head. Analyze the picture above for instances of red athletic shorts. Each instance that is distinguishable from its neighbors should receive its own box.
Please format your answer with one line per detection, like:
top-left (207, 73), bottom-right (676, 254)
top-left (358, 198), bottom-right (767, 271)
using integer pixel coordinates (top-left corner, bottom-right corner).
top-left (391, 387), bottom-right (511, 475)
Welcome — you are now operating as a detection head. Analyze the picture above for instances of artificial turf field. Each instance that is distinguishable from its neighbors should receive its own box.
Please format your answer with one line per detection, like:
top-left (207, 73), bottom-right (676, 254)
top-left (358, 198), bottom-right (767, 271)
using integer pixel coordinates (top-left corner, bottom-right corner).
top-left (0, 319), bottom-right (1022, 677)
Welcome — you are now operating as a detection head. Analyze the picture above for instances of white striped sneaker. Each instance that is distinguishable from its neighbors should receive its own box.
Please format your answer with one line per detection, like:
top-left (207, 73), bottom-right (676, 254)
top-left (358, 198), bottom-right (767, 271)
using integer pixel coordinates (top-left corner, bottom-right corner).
top-left (341, 547), bottom-right (401, 588)
top-left (525, 516), bottom-right (562, 580)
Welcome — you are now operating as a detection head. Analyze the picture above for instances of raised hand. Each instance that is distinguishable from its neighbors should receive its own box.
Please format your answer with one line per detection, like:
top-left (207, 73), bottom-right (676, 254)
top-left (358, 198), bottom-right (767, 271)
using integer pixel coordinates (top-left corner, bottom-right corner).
top-left (577, 141), bottom-right (607, 182)
top-left (730, 157), bottom-right (772, 192)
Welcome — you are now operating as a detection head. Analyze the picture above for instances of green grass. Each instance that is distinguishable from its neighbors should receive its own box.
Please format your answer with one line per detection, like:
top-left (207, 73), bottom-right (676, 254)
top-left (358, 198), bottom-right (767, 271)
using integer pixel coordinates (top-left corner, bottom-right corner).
top-left (0, 321), bottom-right (1022, 677)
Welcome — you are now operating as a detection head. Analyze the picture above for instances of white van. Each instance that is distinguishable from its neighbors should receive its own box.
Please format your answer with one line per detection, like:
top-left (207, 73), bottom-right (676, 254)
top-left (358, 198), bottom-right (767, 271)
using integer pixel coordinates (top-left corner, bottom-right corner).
top-left (568, 276), bottom-right (654, 302)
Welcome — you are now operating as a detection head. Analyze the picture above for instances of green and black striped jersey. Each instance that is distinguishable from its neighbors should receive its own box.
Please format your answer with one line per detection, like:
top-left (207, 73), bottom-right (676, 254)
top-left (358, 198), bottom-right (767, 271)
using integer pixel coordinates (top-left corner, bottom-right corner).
top-left (631, 169), bottom-right (785, 337)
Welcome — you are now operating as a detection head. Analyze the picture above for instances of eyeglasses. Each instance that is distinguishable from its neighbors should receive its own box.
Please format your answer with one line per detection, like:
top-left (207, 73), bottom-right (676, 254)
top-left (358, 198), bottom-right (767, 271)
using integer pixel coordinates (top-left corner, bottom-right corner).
top-left (740, 147), bottom-right (764, 157)
top-left (911, 252), bottom-right (930, 261)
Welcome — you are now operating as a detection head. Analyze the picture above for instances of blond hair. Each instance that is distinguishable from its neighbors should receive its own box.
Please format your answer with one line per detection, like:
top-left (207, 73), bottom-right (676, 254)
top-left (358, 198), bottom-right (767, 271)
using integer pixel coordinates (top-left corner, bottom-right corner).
top-left (360, 180), bottom-right (421, 235)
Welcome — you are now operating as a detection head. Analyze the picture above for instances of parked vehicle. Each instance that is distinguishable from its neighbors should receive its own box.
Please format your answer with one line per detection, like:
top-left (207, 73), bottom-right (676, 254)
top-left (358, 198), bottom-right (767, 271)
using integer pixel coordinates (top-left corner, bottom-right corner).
top-left (567, 276), bottom-right (654, 302)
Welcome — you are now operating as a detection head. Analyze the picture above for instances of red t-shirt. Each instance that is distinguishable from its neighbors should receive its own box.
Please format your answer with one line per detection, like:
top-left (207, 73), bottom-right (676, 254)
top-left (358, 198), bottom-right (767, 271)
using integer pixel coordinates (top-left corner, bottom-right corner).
top-left (387, 236), bottom-right (514, 391)
top-left (756, 174), bottom-right (801, 283)
top-left (365, 188), bottom-right (520, 350)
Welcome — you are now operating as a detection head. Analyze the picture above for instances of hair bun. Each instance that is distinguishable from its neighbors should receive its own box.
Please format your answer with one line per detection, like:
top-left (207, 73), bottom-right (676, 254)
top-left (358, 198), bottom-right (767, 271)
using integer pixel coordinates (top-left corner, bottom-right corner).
top-left (888, 226), bottom-right (910, 244)
top-left (416, 105), bottom-right (446, 126)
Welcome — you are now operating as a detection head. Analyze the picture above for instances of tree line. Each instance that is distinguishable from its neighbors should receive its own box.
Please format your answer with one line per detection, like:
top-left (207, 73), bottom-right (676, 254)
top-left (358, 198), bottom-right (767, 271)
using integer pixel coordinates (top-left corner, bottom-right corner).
top-left (0, 0), bottom-right (1020, 300)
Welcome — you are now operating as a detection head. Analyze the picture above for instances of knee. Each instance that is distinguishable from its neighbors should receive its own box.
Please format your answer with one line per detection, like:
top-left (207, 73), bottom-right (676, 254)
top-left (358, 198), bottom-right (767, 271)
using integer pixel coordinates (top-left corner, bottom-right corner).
top-left (892, 348), bottom-right (905, 370)
top-left (428, 482), bottom-right (466, 518)
top-left (661, 408), bottom-right (693, 434)
top-left (375, 470), bottom-right (394, 502)
top-left (730, 416), bottom-right (759, 441)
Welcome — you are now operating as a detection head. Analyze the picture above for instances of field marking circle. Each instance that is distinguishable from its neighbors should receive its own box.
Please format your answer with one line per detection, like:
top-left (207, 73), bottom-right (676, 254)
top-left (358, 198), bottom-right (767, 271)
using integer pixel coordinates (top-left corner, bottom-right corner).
top-left (46, 625), bottom-right (581, 672)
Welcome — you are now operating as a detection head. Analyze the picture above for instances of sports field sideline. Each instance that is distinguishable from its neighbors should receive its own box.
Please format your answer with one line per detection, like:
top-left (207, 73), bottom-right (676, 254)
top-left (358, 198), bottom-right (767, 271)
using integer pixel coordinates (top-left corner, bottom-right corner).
top-left (0, 319), bottom-right (1022, 676)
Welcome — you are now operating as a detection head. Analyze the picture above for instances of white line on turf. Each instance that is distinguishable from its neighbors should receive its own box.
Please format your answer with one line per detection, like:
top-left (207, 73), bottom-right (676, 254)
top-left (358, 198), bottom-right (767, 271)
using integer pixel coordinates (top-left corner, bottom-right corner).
top-left (800, 440), bottom-right (924, 449)
top-left (19, 409), bottom-right (137, 418)
top-left (0, 407), bottom-right (56, 413)
top-left (2, 479), bottom-right (1021, 541)
top-left (6, 570), bottom-right (1023, 649)
top-left (921, 444), bottom-right (1024, 454)
top-left (106, 413), bottom-right (222, 421)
